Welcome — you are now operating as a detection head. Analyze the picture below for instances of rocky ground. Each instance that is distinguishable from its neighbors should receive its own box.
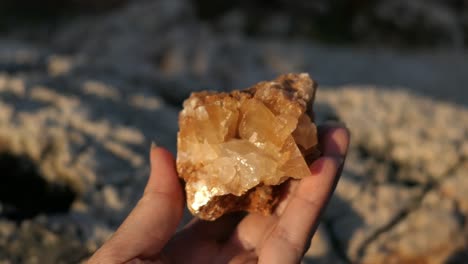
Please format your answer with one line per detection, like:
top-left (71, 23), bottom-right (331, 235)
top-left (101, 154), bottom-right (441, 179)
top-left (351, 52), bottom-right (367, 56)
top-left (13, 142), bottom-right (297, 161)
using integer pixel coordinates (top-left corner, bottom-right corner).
top-left (0, 0), bottom-right (467, 263)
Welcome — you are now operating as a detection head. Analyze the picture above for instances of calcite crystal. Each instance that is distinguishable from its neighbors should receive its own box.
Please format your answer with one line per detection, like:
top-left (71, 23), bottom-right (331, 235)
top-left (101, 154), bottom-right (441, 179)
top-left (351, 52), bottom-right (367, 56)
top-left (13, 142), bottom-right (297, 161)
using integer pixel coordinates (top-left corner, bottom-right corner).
top-left (177, 73), bottom-right (320, 220)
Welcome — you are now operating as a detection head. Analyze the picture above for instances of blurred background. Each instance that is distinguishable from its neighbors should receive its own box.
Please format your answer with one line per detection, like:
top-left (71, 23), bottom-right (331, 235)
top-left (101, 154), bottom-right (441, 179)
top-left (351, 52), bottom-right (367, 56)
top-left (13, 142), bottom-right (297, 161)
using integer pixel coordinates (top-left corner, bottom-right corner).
top-left (0, 0), bottom-right (467, 263)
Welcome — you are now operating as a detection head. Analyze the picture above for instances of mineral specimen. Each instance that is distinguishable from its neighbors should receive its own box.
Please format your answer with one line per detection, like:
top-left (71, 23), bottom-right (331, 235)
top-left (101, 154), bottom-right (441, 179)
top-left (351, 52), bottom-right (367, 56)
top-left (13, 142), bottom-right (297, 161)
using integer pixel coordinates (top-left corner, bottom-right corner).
top-left (177, 73), bottom-right (320, 221)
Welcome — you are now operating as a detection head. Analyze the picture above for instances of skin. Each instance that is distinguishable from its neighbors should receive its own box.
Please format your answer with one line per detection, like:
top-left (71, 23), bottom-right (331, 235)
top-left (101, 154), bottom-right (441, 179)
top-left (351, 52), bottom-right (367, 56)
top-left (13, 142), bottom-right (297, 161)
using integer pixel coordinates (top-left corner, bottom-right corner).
top-left (88, 123), bottom-right (350, 264)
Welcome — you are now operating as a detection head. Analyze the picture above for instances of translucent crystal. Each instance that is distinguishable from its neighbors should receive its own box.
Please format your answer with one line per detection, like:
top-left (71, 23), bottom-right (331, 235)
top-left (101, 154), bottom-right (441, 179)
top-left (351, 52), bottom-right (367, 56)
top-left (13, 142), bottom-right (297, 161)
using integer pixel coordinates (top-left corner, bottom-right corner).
top-left (177, 73), bottom-right (319, 220)
top-left (239, 98), bottom-right (297, 149)
top-left (293, 114), bottom-right (318, 151)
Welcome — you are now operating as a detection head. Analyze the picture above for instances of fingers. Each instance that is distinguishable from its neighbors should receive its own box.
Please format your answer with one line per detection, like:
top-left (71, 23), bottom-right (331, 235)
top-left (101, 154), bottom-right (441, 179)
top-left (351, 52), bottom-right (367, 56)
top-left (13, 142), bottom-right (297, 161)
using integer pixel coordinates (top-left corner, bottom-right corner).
top-left (318, 122), bottom-right (350, 158)
top-left (89, 146), bottom-right (184, 263)
top-left (231, 214), bottom-right (276, 252)
top-left (258, 158), bottom-right (340, 264)
top-left (258, 124), bottom-right (350, 264)
top-left (215, 213), bottom-right (276, 263)
top-left (163, 213), bottom-right (246, 263)
top-left (228, 251), bottom-right (258, 264)
top-left (317, 123), bottom-right (350, 191)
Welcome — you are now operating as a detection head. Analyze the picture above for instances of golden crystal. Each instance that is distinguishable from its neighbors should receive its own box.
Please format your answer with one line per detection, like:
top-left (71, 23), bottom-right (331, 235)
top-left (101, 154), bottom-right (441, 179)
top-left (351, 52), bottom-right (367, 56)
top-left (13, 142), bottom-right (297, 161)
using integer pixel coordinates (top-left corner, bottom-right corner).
top-left (177, 73), bottom-right (319, 220)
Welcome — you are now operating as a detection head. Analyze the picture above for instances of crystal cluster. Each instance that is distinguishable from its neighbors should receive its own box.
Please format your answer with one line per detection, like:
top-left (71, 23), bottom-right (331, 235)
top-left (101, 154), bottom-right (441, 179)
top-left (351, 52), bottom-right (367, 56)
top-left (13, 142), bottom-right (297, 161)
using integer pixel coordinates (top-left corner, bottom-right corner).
top-left (177, 73), bottom-right (320, 220)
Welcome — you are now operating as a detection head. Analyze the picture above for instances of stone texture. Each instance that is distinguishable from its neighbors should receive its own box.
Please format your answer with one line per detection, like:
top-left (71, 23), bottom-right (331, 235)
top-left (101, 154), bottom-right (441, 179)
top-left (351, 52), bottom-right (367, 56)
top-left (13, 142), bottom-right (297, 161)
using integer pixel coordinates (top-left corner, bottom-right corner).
top-left (0, 220), bottom-right (89, 264)
top-left (177, 73), bottom-right (319, 220)
top-left (317, 88), bottom-right (468, 263)
top-left (359, 190), bottom-right (465, 264)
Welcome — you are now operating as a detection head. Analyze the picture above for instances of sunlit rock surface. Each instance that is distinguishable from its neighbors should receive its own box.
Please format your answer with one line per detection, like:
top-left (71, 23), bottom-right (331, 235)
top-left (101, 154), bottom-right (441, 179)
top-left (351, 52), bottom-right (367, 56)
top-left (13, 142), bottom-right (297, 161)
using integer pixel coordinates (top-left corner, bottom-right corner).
top-left (177, 73), bottom-right (320, 220)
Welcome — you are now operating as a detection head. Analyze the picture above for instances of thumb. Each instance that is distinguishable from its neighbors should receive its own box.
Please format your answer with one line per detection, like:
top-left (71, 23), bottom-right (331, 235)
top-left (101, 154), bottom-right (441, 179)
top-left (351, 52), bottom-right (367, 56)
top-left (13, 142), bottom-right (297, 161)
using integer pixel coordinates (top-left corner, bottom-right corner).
top-left (89, 145), bottom-right (184, 263)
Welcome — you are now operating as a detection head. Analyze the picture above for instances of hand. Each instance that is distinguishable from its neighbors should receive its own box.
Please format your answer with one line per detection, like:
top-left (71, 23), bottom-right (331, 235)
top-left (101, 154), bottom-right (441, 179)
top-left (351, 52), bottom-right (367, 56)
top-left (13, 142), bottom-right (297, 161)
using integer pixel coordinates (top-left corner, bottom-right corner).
top-left (88, 123), bottom-right (350, 264)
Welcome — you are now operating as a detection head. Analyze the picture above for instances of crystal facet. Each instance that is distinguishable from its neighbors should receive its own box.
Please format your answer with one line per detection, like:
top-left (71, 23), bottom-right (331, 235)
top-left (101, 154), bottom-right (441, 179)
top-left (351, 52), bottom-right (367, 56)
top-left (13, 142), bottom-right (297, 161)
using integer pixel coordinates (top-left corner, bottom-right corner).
top-left (177, 73), bottom-right (320, 220)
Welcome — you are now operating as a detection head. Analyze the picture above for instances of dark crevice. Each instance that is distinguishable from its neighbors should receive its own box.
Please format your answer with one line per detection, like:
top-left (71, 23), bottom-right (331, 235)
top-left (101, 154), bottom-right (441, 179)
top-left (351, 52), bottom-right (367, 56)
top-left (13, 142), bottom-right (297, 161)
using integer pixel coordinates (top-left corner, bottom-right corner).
top-left (356, 158), bottom-right (467, 261)
top-left (356, 145), bottom-right (424, 189)
top-left (0, 152), bottom-right (77, 221)
top-left (452, 199), bottom-right (466, 231)
top-left (355, 185), bottom-right (430, 261)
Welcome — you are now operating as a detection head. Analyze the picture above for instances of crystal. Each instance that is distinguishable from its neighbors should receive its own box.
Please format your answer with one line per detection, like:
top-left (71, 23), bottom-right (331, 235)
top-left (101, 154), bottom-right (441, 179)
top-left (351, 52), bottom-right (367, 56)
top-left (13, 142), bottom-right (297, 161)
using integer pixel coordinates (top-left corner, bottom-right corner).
top-left (177, 73), bottom-right (320, 220)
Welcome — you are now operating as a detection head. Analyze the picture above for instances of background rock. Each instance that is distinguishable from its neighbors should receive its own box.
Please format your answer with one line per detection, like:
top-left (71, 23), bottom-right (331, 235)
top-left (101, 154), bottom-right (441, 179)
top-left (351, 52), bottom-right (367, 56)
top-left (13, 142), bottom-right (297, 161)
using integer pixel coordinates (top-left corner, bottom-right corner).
top-left (194, 0), bottom-right (468, 48)
top-left (0, 0), bottom-right (467, 263)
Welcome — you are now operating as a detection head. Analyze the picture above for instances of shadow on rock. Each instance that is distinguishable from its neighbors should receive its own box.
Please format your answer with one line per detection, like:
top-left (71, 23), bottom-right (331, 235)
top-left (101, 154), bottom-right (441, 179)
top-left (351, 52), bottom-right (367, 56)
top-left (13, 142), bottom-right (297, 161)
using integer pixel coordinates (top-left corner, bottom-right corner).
top-left (0, 152), bottom-right (77, 221)
top-left (303, 194), bottom-right (364, 263)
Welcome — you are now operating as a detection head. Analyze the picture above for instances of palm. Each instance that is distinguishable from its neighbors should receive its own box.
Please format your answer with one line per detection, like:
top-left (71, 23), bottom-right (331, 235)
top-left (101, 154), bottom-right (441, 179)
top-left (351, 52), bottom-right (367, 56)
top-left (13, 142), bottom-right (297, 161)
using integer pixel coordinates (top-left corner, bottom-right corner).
top-left (165, 180), bottom-right (313, 263)
top-left (89, 124), bottom-right (349, 264)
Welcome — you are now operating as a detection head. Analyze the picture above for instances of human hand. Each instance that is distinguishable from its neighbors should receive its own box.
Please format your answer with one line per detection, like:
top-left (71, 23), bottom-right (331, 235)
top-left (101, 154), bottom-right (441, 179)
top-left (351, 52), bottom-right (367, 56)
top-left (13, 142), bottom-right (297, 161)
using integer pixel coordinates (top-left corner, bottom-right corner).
top-left (88, 123), bottom-right (350, 264)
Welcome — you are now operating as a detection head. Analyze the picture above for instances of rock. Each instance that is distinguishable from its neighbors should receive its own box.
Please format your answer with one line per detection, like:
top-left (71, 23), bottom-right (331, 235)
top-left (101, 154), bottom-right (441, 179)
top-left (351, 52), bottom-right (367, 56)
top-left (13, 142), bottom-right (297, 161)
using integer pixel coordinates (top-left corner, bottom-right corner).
top-left (177, 73), bottom-right (320, 220)
top-left (0, 53), bottom-right (177, 261)
top-left (317, 88), bottom-right (468, 263)
top-left (360, 190), bottom-right (465, 264)
top-left (198, 0), bottom-right (467, 47)
top-left (440, 162), bottom-right (468, 214)
top-left (325, 175), bottom-right (423, 261)
top-left (0, 220), bottom-right (90, 263)
top-left (318, 88), bottom-right (468, 184)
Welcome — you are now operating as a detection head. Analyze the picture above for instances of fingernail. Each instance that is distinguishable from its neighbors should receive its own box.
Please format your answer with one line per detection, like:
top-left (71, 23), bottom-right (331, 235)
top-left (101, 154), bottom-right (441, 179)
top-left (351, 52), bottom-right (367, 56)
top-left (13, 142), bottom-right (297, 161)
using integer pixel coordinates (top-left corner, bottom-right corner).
top-left (151, 141), bottom-right (158, 150)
